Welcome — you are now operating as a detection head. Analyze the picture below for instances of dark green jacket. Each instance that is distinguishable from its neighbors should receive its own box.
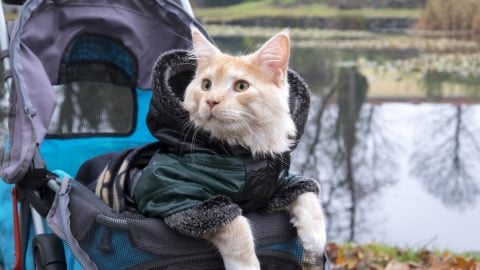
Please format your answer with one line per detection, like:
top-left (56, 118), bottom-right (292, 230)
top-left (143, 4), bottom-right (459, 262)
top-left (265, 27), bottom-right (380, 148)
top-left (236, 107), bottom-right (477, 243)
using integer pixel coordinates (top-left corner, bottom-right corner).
top-left (134, 152), bottom-right (309, 217)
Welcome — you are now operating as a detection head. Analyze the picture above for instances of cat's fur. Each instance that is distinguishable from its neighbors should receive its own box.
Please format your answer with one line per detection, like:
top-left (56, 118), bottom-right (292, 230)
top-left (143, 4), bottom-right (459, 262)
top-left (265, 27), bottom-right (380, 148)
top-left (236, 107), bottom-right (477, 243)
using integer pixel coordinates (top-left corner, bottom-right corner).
top-left (182, 27), bottom-right (327, 270)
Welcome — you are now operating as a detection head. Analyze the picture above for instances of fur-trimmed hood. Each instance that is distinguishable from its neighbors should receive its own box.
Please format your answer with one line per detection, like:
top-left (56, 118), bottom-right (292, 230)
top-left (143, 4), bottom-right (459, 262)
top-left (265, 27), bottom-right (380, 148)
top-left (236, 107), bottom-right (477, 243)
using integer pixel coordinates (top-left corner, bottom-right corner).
top-left (146, 50), bottom-right (311, 156)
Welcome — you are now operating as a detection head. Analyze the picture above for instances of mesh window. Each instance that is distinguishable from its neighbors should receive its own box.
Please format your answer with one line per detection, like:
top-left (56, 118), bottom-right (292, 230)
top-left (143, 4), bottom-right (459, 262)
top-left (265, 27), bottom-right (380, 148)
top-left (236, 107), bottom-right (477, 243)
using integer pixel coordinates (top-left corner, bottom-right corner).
top-left (47, 34), bottom-right (137, 137)
top-left (48, 82), bottom-right (134, 135)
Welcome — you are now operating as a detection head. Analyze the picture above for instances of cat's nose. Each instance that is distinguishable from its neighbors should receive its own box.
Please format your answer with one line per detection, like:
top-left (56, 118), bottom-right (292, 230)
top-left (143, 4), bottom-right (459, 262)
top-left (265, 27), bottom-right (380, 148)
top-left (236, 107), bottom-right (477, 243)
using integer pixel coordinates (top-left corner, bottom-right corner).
top-left (206, 99), bottom-right (220, 109)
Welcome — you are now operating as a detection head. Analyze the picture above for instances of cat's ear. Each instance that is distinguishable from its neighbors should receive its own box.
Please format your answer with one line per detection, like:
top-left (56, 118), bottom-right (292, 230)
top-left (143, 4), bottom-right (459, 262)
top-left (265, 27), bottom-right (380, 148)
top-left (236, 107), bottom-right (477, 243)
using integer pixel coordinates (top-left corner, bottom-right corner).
top-left (253, 29), bottom-right (290, 85)
top-left (191, 26), bottom-right (220, 69)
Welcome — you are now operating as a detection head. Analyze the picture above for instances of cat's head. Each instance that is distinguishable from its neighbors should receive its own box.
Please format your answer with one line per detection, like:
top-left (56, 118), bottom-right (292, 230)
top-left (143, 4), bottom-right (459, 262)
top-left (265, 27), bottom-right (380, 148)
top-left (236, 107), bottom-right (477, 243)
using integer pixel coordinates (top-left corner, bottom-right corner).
top-left (183, 27), bottom-right (297, 157)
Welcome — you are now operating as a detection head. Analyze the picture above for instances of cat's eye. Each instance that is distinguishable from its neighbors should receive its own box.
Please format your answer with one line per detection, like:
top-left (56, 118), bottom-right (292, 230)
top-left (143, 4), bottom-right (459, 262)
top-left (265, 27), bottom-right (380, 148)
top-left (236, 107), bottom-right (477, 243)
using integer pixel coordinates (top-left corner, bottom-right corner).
top-left (234, 80), bottom-right (249, 92)
top-left (201, 79), bottom-right (212, 91)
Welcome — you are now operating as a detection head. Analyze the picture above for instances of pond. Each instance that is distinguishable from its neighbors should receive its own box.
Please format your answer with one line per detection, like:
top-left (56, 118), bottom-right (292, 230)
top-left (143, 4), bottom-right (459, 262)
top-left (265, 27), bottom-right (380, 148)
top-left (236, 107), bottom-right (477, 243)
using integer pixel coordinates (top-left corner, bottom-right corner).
top-left (209, 25), bottom-right (480, 252)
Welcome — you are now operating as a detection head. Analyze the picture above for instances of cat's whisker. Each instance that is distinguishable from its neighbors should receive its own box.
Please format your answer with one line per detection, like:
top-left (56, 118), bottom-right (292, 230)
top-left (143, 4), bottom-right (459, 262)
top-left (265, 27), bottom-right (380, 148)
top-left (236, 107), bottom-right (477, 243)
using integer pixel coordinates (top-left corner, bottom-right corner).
top-left (190, 128), bottom-right (200, 156)
top-left (180, 112), bottom-right (197, 135)
top-left (190, 47), bottom-right (217, 67)
top-left (167, 28), bottom-right (194, 47)
top-left (220, 110), bottom-right (269, 125)
top-left (180, 112), bottom-right (201, 154)
top-left (227, 116), bottom-right (260, 138)
top-left (236, 117), bottom-right (262, 136)
top-left (243, 36), bottom-right (261, 55)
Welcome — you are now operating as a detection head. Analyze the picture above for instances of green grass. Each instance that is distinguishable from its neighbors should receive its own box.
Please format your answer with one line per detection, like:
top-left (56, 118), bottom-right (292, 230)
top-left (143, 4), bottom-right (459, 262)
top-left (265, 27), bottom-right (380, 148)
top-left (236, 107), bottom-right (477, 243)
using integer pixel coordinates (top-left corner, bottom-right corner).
top-left (194, 1), bottom-right (420, 23)
top-left (464, 252), bottom-right (480, 261)
top-left (337, 242), bottom-right (480, 263)
top-left (361, 243), bottom-right (423, 262)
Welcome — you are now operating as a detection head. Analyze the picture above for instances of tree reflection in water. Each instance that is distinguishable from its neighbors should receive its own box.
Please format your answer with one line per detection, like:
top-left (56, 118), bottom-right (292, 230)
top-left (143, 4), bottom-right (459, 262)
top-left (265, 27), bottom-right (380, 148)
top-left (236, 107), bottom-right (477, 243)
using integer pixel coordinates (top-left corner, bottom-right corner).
top-left (292, 64), bottom-right (480, 243)
top-left (410, 105), bottom-right (480, 209)
top-left (292, 66), bottom-right (399, 242)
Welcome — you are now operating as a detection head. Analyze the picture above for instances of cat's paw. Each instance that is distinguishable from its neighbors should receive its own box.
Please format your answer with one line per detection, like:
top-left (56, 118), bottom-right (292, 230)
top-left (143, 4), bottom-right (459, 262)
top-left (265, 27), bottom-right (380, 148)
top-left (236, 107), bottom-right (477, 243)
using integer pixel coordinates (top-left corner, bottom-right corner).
top-left (223, 258), bottom-right (261, 270)
top-left (297, 223), bottom-right (327, 256)
top-left (288, 192), bottom-right (327, 256)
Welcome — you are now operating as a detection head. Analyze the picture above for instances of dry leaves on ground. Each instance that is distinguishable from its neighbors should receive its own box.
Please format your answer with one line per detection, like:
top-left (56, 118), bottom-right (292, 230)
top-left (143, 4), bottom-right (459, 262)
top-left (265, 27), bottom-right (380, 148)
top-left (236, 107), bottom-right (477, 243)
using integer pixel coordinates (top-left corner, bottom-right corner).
top-left (326, 243), bottom-right (480, 270)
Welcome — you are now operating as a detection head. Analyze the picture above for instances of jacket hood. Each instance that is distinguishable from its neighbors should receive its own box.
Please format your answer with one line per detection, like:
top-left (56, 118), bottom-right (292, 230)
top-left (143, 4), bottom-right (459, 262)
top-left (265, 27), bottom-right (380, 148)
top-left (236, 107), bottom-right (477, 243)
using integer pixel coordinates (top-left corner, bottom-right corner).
top-left (146, 50), bottom-right (310, 155)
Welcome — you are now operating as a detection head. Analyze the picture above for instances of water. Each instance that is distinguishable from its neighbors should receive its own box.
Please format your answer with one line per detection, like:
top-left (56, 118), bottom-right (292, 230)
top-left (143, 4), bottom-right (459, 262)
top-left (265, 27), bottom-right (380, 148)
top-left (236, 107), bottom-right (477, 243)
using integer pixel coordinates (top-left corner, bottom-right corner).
top-left (212, 27), bottom-right (480, 251)
top-left (360, 104), bottom-right (480, 252)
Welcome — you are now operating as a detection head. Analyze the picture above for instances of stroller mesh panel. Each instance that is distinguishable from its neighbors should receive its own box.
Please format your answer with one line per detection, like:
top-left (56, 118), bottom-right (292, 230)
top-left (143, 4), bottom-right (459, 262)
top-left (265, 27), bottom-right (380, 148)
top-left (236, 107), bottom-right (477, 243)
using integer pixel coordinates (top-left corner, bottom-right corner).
top-left (61, 35), bottom-right (137, 82)
top-left (79, 224), bottom-right (156, 270)
top-left (58, 179), bottom-right (310, 269)
top-left (78, 212), bottom-right (305, 270)
top-left (47, 34), bottom-right (137, 137)
top-left (48, 82), bottom-right (135, 136)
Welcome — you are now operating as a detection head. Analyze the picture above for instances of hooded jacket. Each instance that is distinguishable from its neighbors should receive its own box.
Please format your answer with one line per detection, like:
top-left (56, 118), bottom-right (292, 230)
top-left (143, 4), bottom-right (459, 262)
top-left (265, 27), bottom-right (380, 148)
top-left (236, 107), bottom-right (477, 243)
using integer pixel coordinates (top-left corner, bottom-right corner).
top-left (133, 50), bottom-right (319, 237)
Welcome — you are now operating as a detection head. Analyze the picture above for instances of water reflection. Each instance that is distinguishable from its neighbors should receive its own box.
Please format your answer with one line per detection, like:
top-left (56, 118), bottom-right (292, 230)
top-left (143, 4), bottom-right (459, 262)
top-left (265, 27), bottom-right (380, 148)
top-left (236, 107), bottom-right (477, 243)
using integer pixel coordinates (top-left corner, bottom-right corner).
top-left (410, 105), bottom-right (480, 208)
top-left (291, 67), bottom-right (399, 242)
top-left (215, 33), bottom-right (480, 244)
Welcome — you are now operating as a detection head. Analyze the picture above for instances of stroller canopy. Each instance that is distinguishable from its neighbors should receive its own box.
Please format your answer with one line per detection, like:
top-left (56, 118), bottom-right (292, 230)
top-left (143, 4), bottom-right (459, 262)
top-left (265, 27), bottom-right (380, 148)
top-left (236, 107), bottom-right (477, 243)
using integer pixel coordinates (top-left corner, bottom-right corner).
top-left (0, 0), bottom-right (208, 183)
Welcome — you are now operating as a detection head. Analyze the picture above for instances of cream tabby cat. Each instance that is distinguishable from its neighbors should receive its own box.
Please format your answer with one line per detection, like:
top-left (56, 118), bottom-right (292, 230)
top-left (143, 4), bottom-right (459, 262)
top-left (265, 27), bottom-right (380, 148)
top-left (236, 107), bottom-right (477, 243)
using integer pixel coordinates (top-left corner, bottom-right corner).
top-left (182, 27), bottom-right (327, 270)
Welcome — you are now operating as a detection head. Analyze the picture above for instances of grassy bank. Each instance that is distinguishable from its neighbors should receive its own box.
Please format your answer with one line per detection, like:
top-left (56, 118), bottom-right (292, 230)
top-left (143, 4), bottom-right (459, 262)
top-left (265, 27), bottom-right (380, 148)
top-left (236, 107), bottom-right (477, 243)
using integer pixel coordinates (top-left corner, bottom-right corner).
top-left (204, 25), bottom-right (479, 52)
top-left (194, 1), bottom-right (419, 23)
top-left (328, 243), bottom-right (480, 269)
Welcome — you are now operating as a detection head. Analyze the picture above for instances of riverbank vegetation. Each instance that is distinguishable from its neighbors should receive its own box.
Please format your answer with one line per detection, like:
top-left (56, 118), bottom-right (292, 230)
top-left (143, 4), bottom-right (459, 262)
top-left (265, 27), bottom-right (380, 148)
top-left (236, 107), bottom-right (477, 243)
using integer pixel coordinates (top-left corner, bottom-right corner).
top-left (416, 0), bottom-right (480, 32)
top-left (194, 1), bottom-right (419, 24)
top-left (204, 25), bottom-right (478, 52)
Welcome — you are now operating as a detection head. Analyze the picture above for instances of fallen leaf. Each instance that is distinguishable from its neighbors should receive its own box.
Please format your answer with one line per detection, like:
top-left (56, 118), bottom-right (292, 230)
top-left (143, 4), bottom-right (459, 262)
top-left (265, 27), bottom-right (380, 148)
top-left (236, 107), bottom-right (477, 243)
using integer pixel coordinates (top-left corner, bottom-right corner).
top-left (429, 257), bottom-right (449, 270)
top-left (450, 256), bottom-right (478, 270)
top-left (418, 250), bottom-right (432, 264)
top-left (385, 261), bottom-right (411, 270)
top-left (326, 242), bottom-right (340, 260)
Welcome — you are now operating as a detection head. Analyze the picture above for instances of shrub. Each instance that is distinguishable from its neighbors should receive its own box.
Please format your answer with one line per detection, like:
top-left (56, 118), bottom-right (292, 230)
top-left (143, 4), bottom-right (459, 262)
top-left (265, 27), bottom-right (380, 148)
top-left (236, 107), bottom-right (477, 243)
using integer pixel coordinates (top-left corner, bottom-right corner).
top-left (416, 0), bottom-right (480, 32)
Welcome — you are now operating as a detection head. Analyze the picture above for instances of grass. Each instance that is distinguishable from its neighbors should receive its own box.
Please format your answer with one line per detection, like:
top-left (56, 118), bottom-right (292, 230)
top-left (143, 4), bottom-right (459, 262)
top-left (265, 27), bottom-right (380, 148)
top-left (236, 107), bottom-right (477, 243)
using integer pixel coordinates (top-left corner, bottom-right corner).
top-left (361, 243), bottom-right (423, 262)
top-left (194, 1), bottom-right (420, 23)
top-left (360, 244), bottom-right (480, 262)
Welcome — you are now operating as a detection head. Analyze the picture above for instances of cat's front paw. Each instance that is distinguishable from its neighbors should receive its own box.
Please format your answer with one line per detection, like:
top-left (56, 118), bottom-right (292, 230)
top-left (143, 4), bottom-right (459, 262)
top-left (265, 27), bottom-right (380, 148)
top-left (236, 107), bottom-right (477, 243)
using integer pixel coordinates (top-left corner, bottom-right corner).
top-left (223, 258), bottom-right (260, 270)
top-left (297, 223), bottom-right (327, 256)
top-left (288, 192), bottom-right (327, 256)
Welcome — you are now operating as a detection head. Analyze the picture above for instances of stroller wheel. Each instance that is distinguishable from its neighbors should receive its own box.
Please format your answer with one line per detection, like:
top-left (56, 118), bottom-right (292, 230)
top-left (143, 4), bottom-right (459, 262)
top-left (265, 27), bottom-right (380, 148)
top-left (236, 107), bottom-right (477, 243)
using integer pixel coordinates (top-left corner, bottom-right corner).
top-left (32, 234), bottom-right (66, 270)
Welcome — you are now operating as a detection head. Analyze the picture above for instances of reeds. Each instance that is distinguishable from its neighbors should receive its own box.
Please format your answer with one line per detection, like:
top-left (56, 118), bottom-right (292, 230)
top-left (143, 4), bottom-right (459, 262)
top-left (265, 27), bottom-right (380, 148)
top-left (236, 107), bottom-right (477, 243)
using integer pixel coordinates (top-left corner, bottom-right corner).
top-left (416, 0), bottom-right (480, 33)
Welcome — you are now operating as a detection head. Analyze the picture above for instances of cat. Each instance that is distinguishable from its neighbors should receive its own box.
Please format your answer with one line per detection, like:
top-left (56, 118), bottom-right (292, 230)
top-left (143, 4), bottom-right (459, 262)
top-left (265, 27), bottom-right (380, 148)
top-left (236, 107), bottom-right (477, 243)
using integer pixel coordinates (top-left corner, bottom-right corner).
top-left (181, 27), bottom-right (327, 270)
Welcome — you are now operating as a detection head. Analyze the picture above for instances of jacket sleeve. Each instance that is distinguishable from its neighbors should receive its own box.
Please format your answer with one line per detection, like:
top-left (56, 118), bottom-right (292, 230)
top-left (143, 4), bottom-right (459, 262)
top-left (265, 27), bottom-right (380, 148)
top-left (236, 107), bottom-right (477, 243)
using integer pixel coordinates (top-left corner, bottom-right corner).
top-left (261, 174), bottom-right (320, 212)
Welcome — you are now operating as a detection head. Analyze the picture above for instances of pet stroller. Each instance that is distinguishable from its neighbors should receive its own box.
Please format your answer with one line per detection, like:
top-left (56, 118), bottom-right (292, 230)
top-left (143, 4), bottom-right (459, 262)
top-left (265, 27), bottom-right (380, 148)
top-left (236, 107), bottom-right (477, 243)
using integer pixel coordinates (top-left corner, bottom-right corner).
top-left (0, 0), bottom-right (329, 269)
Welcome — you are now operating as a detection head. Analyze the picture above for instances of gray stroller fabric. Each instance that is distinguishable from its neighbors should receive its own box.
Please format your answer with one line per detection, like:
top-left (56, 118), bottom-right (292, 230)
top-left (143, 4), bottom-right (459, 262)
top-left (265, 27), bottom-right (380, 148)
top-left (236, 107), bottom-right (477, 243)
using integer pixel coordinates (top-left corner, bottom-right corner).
top-left (0, 0), bottom-right (208, 183)
top-left (47, 178), bottom-right (326, 269)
